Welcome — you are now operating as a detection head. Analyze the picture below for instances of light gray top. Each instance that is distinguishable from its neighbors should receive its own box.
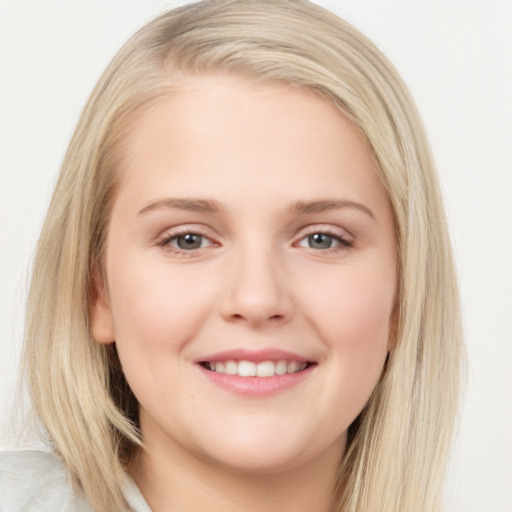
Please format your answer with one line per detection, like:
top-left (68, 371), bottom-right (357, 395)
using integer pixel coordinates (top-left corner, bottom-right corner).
top-left (0, 450), bottom-right (152, 512)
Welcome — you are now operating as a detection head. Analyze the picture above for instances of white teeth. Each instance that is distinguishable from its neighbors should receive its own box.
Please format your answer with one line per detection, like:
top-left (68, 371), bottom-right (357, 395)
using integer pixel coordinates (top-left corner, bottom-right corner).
top-left (238, 361), bottom-right (257, 377)
top-left (256, 361), bottom-right (275, 377)
top-left (224, 360), bottom-right (237, 375)
top-left (287, 361), bottom-right (300, 373)
top-left (275, 360), bottom-right (287, 375)
top-left (206, 359), bottom-right (309, 377)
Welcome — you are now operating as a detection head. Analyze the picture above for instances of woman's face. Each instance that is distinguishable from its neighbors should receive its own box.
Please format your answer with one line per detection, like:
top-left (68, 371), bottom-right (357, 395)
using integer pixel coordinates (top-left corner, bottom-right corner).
top-left (91, 74), bottom-right (397, 474)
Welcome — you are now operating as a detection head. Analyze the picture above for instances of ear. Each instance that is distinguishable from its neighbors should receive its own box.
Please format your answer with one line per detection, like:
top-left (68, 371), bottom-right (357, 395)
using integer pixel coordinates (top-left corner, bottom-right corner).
top-left (89, 268), bottom-right (115, 344)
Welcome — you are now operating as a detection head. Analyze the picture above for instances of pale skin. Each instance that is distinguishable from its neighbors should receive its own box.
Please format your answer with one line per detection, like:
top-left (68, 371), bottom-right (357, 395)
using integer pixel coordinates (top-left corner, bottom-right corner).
top-left (91, 74), bottom-right (397, 512)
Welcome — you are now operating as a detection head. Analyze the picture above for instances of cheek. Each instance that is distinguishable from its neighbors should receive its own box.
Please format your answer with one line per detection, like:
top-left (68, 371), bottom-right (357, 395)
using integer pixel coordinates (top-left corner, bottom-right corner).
top-left (106, 255), bottom-right (220, 355)
top-left (298, 261), bottom-right (395, 382)
top-left (303, 267), bottom-right (394, 427)
top-left (104, 257), bottom-right (223, 413)
top-left (302, 261), bottom-right (394, 338)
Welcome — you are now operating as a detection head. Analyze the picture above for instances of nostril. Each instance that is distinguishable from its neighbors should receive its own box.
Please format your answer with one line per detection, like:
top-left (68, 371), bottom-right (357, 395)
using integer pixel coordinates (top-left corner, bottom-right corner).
top-left (219, 284), bottom-right (294, 327)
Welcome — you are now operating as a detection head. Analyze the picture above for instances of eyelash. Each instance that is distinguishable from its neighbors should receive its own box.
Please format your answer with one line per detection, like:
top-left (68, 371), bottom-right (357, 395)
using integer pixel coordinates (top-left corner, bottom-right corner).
top-left (156, 227), bottom-right (214, 256)
top-left (294, 226), bottom-right (354, 253)
top-left (155, 226), bottom-right (354, 256)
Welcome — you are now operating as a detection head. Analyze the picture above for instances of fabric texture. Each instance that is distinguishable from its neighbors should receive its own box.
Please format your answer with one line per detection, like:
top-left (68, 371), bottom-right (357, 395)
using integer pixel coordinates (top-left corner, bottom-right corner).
top-left (0, 450), bottom-right (151, 512)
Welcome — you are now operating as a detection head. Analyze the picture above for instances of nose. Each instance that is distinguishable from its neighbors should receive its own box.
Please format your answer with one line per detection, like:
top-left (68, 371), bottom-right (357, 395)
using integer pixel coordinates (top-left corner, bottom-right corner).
top-left (219, 247), bottom-right (294, 328)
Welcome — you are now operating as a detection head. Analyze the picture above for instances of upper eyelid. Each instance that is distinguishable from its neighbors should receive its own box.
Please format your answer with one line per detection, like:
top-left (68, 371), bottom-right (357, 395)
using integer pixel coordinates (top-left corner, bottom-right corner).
top-left (294, 223), bottom-right (354, 240)
top-left (157, 224), bottom-right (217, 239)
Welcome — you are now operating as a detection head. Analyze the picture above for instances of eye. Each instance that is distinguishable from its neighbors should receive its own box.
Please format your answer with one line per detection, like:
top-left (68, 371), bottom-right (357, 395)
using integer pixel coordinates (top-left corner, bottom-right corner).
top-left (305, 233), bottom-right (336, 250)
top-left (173, 233), bottom-right (208, 250)
top-left (157, 231), bottom-right (213, 252)
top-left (296, 230), bottom-right (353, 251)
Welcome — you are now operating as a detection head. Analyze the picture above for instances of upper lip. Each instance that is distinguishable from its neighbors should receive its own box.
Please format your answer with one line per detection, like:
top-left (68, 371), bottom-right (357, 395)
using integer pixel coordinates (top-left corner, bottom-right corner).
top-left (196, 348), bottom-right (314, 364)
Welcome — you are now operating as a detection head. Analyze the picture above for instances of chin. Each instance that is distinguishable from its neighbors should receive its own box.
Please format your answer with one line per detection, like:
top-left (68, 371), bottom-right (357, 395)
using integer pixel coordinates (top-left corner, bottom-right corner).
top-left (191, 422), bottom-right (344, 476)
top-left (204, 445), bottom-right (312, 475)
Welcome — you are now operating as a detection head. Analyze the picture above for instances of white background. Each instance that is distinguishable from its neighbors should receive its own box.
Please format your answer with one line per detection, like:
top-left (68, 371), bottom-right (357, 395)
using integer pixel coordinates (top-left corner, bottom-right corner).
top-left (0, 1), bottom-right (511, 511)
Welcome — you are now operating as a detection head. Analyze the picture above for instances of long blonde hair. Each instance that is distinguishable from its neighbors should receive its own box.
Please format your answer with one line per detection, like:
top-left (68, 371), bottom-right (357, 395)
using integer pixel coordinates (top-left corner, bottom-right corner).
top-left (23, 1), bottom-right (463, 510)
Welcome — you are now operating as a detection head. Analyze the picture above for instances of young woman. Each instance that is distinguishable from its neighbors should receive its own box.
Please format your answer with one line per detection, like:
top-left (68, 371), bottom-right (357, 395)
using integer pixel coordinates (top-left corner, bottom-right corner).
top-left (0, 1), bottom-right (463, 511)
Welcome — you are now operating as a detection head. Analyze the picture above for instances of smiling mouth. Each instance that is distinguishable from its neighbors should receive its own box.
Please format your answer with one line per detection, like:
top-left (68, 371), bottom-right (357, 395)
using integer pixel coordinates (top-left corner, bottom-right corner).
top-left (200, 360), bottom-right (315, 377)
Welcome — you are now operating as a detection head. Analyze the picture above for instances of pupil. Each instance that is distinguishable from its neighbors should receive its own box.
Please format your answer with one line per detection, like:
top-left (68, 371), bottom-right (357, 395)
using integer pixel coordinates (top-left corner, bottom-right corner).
top-left (309, 233), bottom-right (332, 249)
top-left (177, 234), bottom-right (202, 250)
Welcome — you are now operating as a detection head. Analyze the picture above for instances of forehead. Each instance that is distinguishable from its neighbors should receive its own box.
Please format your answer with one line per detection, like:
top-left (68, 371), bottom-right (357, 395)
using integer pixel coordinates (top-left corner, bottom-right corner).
top-left (114, 73), bottom-right (389, 217)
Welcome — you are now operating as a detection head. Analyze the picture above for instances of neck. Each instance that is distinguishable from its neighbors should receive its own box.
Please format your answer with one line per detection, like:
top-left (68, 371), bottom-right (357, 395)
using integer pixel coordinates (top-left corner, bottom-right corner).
top-left (129, 432), bottom-right (344, 512)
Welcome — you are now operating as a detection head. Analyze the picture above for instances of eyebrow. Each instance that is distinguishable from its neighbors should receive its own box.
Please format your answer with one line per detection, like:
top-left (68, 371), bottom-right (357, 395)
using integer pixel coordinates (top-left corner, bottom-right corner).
top-left (138, 197), bottom-right (375, 220)
top-left (288, 199), bottom-right (376, 219)
top-left (138, 198), bottom-right (223, 215)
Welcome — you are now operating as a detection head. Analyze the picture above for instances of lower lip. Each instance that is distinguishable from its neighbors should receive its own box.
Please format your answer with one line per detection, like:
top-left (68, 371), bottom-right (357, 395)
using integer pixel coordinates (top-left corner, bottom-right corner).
top-left (198, 365), bottom-right (315, 396)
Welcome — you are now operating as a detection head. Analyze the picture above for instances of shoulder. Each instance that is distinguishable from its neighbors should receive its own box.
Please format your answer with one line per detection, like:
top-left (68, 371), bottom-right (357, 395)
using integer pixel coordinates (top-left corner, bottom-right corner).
top-left (0, 450), bottom-right (92, 512)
